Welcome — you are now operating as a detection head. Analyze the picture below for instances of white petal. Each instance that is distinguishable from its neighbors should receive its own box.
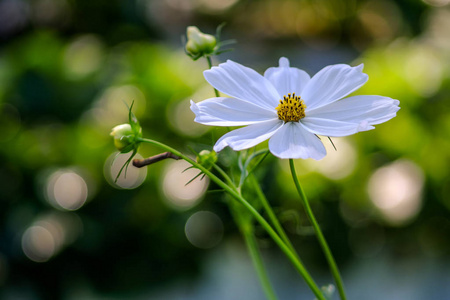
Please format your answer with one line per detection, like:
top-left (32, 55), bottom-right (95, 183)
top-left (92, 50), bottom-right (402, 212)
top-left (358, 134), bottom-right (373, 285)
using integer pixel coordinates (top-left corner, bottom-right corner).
top-left (268, 122), bottom-right (326, 160)
top-left (301, 64), bottom-right (368, 110)
top-left (301, 117), bottom-right (370, 137)
top-left (190, 98), bottom-right (277, 126)
top-left (204, 60), bottom-right (280, 110)
top-left (264, 57), bottom-right (311, 97)
top-left (307, 95), bottom-right (400, 126)
top-left (214, 119), bottom-right (283, 152)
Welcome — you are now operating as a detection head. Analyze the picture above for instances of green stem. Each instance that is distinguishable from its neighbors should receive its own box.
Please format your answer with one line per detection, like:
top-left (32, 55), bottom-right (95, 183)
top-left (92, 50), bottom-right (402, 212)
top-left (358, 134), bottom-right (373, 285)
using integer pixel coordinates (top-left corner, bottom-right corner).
top-left (231, 188), bottom-right (278, 300)
top-left (216, 163), bottom-right (277, 300)
top-left (137, 138), bottom-right (325, 300)
top-left (246, 150), bottom-right (271, 180)
top-left (247, 174), bottom-right (298, 257)
top-left (241, 224), bottom-right (278, 300)
top-left (213, 164), bottom-right (235, 189)
top-left (206, 56), bottom-right (220, 97)
top-left (289, 159), bottom-right (347, 300)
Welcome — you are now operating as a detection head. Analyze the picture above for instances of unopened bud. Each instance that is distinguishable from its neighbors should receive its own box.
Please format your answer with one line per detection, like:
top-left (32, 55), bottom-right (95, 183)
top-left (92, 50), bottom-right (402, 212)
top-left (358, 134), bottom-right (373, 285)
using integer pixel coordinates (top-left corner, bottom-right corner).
top-left (185, 26), bottom-right (217, 57)
top-left (196, 150), bottom-right (217, 170)
top-left (110, 124), bottom-right (134, 152)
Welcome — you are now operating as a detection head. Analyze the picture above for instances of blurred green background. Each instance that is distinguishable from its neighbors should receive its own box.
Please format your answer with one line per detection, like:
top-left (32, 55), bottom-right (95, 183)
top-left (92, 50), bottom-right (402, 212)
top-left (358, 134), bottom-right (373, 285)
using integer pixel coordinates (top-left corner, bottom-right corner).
top-left (1, 0), bottom-right (450, 299)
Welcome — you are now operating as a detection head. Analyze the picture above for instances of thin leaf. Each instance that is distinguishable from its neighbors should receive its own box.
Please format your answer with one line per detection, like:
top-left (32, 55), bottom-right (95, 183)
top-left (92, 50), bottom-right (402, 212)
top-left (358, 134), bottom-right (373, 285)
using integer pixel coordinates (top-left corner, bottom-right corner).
top-left (246, 149), bottom-right (270, 178)
top-left (185, 171), bottom-right (204, 186)
top-left (217, 39), bottom-right (237, 46)
top-left (119, 139), bottom-right (135, 154)
top-left (215, 48), bottom-right (234, 55)
top-left (128, 101), bottom-right (141, 132)
top-left (182, 166), bottom-right (195, 173)
top-left (327, 136), bottom-right (337, 151)
top-left (114, 149), bottom-right (137, 183)
top-left (215, 22), bottom-right (226, 41)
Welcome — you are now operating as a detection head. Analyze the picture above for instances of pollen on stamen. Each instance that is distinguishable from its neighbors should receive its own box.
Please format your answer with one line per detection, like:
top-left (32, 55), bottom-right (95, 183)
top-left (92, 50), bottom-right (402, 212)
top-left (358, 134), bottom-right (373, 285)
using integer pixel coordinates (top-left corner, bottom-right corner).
top-left (275, 93), bottom-right (306, 122)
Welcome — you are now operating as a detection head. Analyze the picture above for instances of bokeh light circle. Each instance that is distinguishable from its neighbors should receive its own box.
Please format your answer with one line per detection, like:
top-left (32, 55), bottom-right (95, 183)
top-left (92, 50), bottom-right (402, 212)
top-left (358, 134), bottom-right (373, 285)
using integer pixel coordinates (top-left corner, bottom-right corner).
top-left (21, 213), bottom-right (83, 263)
top-left (185, 211), bottom-right (224, 249)
top-left (104, 152), bottom-right (147, 189)
top-left (45, 169), bottom-right (88, 211)
top-left (161, 160), bottom-right (209, 210)
top-left (63, 34), bottom-right (105, 79)
top-left (368, 159), bottom-right (424, 225)
top-left (22, 225), bottom-right (56, 263)
top-left (306, 137), bottom-right (357, 180)
top-left (168, 98), bottom-right (210, 137)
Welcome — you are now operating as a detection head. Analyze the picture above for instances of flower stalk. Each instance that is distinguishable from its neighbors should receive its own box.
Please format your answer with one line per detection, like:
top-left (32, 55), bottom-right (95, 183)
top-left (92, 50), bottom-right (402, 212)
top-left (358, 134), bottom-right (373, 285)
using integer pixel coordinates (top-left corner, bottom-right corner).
top-left (247, 174), bottom-right (298, 257)
top-left (289, 159), bottom-right (346, 300)
top-left (229, 188), bottom-right (278, 300)
top-left (241, 221), bottom-right (278, 300)
top-left (137, 137), bottom-right (326, 300)
top-left (212, 157), bottom-right (278, 300)
top-left (206, 56), bottom-right (220, 97)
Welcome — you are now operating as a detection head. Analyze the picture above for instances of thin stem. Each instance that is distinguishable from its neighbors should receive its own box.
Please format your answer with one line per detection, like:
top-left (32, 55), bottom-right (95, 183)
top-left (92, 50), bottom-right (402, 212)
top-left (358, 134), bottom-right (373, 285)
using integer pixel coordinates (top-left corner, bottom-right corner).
top-left (238, 149), bottom-right (269, 188)
top-left (289, 159), bottom-right (347, 300)
top-left (246, 150), bottom-right (270, 179)
top-left (217, 158), bottom-right (277, 299)
top-left (206, 56), bottom-right (220, 97)
top-left (247, 174), bottom-right (298, 257)
top-left (242, 224), bottom-right (278, 300)
top-left (232, 187), bottom-right (277, 300)
top-left (213, 164), bottom-right (235, 189)
top-left (137, 137), bottom-right (325, 300)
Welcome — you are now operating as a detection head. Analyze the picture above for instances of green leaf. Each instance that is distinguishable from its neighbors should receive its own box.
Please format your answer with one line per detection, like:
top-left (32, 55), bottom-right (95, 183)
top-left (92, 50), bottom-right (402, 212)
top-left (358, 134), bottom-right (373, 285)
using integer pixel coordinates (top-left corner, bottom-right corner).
top-left (128, 101), bottom-right (140, 133)
top-left (114, 148), bottom-right (138, 183)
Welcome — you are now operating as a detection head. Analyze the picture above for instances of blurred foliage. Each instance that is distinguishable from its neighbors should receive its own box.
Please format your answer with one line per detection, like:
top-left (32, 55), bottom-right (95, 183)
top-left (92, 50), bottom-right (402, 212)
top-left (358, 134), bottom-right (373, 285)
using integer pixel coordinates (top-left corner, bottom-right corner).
top-left (1, 0), bottom-right (450, 299)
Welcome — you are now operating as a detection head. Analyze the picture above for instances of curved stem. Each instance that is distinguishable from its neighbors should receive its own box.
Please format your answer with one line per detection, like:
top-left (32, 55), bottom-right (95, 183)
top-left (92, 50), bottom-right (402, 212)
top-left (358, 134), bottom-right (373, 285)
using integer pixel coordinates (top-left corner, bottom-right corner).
top-left (216, 162), bottom-right (278, 300)
top-left (247, 174), bottom-right (298, 256)
top-left (137, 137), bottom-right (325, 300)
top-left (213, 164), bottom-right (277, 300)
top-left (246, 150), bottom-right (270, 180)
top-left (242, 225), bottom-right (278, 300)
top-left (289, 159), bottom-right (347, 300)
top-left (240, 150), bottom-right (296, 256)
top-left (213, 164), bottom-right (235, 189)
top-left (206, 56), bottom-right (220, 97)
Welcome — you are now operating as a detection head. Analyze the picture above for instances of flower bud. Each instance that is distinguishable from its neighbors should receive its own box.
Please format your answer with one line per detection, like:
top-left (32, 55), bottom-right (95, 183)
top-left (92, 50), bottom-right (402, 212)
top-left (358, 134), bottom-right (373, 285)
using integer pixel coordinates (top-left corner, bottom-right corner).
top-left (110, 123), bottom-right (134, 152)
top-left (185, 26), bottom-right (217, 57)
top-left (196, 150), bottom-right (217, 170)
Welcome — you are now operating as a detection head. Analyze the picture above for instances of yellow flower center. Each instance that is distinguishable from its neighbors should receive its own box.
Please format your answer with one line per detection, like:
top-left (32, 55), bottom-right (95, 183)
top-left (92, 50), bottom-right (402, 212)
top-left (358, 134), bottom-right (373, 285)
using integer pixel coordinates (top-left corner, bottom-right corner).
top-left (275, 93), bottom-right (306, 122)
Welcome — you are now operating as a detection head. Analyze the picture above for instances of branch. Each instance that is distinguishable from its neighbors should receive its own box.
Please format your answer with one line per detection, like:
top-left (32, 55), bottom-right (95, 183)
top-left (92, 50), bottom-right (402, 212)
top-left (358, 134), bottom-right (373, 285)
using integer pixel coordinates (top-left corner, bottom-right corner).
top-left (132, 152), bottom-right (181, 168)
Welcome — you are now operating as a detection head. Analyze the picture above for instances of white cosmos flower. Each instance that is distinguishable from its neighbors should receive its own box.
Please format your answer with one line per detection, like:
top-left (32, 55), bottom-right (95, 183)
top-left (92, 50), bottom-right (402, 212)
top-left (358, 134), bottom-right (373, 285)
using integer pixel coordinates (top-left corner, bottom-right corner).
top-left (190, 57), bottom-right (400, 160)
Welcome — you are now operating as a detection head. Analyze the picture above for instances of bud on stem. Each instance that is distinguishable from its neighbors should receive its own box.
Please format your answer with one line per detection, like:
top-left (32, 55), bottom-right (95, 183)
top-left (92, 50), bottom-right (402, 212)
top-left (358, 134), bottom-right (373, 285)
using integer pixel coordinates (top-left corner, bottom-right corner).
top-left (110, 124), bottom-right (135, 151)
top-left (185, 26), bottom-right (217, 58)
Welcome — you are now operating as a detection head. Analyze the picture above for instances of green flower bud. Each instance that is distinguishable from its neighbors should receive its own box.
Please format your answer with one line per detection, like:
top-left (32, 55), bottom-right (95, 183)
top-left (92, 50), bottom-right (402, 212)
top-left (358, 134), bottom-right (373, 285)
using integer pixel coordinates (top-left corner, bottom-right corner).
top-left (110, 123), bottom-right (134, 152)
top-left (185, 26), bottom-right (217, 57)
top-left (196, 150), bottom-right (218, 170)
